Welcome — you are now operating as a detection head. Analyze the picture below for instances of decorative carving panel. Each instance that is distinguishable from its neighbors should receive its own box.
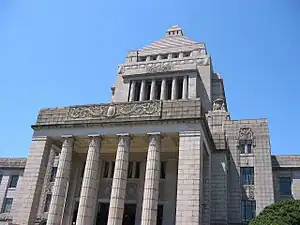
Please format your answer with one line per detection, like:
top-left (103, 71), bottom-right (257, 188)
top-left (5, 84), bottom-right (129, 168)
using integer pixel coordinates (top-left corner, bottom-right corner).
top-left (68, 101), bottom-right (161, 120)
top-left (238, 128), bottom-right (254, 141)
top-left (146, 64), bottom-right (173, 73)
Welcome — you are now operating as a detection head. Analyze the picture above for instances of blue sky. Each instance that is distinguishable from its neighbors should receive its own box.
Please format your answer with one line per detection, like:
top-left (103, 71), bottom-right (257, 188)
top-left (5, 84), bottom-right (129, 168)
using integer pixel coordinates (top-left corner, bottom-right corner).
top-left (0, 0), bottom-right (299, 157)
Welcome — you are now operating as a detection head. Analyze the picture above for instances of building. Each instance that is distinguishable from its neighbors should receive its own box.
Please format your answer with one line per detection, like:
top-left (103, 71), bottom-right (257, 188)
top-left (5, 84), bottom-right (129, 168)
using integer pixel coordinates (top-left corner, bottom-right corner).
top-left (0, 25), bottom-right (299, 225)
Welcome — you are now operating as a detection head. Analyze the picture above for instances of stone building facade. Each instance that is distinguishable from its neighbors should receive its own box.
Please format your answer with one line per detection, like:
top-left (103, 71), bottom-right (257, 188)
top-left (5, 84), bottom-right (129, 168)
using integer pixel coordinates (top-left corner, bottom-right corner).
top-left (0, 25), bottom-right (299, 225)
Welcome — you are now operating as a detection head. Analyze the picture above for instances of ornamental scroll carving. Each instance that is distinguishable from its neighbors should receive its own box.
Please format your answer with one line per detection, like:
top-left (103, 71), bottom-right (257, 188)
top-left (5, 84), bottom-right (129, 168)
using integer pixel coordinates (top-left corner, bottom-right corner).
top-left (146, 64), bottom-right (173, 73)
top-left (244, 185), bottom-right (255, 200)
top-left (238, 128), bottom-right (254, 140)
top-left (68, 101), bottom-right (161, 119)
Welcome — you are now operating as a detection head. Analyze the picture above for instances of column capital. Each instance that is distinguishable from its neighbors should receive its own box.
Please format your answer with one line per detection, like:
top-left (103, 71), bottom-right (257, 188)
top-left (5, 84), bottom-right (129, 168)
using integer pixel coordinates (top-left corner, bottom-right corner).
top-left (147, 132), bottom-right (161, 136)
top-left (61, 135), bottom-right (74, 139)
top-left (88, 134), bottom-right (102, 138)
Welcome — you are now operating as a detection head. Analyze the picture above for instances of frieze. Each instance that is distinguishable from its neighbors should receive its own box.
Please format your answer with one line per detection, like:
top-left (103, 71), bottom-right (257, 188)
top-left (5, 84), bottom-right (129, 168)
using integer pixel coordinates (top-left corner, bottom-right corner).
top-left (0, 158), bottom-right (26, 168)
top-left (146, 64), bottom-right (173, 73)
top-left (68, 101), bottom-right (161, 120)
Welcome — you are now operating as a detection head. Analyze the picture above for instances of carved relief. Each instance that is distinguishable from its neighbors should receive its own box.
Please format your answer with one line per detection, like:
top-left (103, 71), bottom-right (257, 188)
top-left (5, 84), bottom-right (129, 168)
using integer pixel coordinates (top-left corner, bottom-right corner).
top-left (244, 185), bottom-right (255, 200)
top-left (238, 128), bottom-right (254, 140)
top-left (68, 101), bottom-right (161, 119)
top-left (117, 65), bottom-right (124, 74)
top-left (196, 57), bottom-right (209, 66)
top-left (212, 98), bottom-right (226, 111)
top-left (146, 64), bottom-right (173, 73)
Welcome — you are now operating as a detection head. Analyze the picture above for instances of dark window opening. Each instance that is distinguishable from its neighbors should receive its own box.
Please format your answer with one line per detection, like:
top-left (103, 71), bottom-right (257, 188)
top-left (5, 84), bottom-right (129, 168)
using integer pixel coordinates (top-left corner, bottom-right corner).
top-left (155, 80), bottom-right (162, 100)
top-left (160, 161), bottom-right (166, 179)
top-left (183, 52), bottom-right (191, 57)
top-left (103, 161), bottom-right (110, 178)
top-left (177, 77), bottom-right (183, 99)
top-left (150, 55), bottom-right (157, 61)
top-left (134, 81), bottom-right (141, 101)
top-left (241, 200), bottom-right (256, 223)
top-left (172, 53), bottom-right (179, 58)
top-left (157, 204), bottom-right (164, 225)
top-left (239, 144), bottom-right (245, 154)
top-left (128, 162), bottom-right (133, 178)
top-left (166, 79), bottom-right (172, 100)
top-left (50, 167), bottom-right (57, 182)
top-left (241, 167), bottom-right (254, 185)
top-left (247, 144), bottom-right (252, 153)
top-left (145, 80), bottom-right (151, 100)
top-left (161, 54), bottom-right (168, 59)
top-left (111, 162), bottom-right (115, 178)
top-left (139, 56), bottom-right (146, 62)
top-left (72, 201), bottom-right (79, 224)
top-left (96, 203), bottom-right (109, 225)
top-left (279, 177), bottom-right (292, 195)
top-left (135, 162), bottom-right (140, 178)
top-left (43, 194), bottom-right (52, 212)
top-left (1, 198), bottom-right (13, 213)
top-left (9, 175), bottom-right (19, 188)
top-left (0, 174), bottom-right (3, 184)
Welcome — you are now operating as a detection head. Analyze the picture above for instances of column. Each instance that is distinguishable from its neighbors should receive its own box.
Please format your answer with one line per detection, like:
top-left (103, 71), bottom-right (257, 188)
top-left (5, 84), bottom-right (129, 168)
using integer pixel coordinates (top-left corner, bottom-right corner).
top-left (139, 80), bottom-right (146, 101)
top-left (47, 136), bottom-right (73, 225)
top-left (176, 131), bottom-right (203, 225)
top-left (129, 81), bottom-right (136, 102)
top-left (160, 79), bottom-right (167, 100)
top-left (171, 77), bottom-right (178, 100)
top-left (150, 79), bottom-right (156, 100)
top-left (140, 133), bottom-right (161, 225)
top-left (76, 135), bottom-right (101, 225)
top-left (182, 76), bottom-right (188, 99)
top-left (107, 134), bottom-right (131, 225)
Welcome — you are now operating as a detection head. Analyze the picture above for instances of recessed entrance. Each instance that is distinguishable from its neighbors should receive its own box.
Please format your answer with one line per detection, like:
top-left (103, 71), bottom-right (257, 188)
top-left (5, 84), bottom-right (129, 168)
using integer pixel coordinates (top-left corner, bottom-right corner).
top-left (95, 203), bottom-right (136, 225)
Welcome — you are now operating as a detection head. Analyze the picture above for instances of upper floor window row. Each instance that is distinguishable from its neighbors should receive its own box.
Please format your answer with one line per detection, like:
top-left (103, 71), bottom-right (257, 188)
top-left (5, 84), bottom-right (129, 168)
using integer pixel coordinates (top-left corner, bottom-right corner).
top-left (128, 76), bottom-right (188, 102)
top-left (138, 52), bottom-right (192, 62)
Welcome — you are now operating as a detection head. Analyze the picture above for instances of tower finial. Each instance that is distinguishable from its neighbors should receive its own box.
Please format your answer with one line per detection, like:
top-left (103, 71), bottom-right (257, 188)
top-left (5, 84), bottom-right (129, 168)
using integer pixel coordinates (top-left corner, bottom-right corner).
top-left (166, 25), bottom-right (184, 37)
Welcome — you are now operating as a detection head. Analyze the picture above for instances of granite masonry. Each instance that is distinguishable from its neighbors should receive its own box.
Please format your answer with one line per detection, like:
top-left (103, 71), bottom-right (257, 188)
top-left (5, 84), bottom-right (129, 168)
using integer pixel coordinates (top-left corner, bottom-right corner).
top-left (0, 25), bottom-right (299, 225)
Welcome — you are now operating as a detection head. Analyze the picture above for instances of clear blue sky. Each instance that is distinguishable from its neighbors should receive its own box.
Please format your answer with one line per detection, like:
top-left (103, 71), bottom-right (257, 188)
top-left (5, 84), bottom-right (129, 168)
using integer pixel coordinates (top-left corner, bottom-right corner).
top-left (0, 0), bottom-right (299, 157)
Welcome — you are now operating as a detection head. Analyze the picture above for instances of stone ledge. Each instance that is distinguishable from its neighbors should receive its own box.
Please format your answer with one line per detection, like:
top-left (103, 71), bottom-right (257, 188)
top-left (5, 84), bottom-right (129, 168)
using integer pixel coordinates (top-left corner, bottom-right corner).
top-left (272, 155), bottom-right (300, 168)
top-left (0, 158), bottom-right (26, 168)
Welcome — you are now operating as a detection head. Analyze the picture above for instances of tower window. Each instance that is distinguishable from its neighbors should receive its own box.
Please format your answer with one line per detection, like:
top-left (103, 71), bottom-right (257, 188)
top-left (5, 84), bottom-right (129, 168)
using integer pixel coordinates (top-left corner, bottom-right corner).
top-left (161, 54), bottom-right (168, 59)
top-left (279, 177), bottom-right (292, 195)
top-left (166, 79), bottom-right (172, 100)
top-left (177, 77), bottom-right (183, 99)
top-left (134, 81), bottom-right (141, 101)
top-left (241, 167), bottom-right (254, 185)
top-left (138, 56), bottom-right (147, 62)
top-left (241, 200), bottom-right (256, 223)
top-left (183, 52), bottom-right (191, 57)
top-left (156, 80), bottom-right (162, 100)
top-left (150, 55), bottom-right (157, 61)
top-left (172, 53), bottom-right (179, 58)
top-left (239, 141), bottom-right (252, 154)
top-left (145, 80), bottom-right (152, 100)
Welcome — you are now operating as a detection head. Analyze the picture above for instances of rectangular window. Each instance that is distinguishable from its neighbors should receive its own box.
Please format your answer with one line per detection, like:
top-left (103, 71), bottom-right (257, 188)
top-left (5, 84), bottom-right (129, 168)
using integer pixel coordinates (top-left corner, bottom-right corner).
top-left (160, 162), bottom-right (166, 179)
top-left (183, 52), bottom-right (191, 57)
top-left (50, 167), bottom-right (57, 182)
top-left (161, 54), bottom-right (168, 59)
top-left (241, 167), bottom-right (254, 185)
top-left (9, 175), bottom-right (19, 188)
top-left (135, 162), bottom-right (140, 178)
top-left (43, 194), bottom-right (52, 212)
top-left (138, 56), bottom-right (147, 62)
top-left (166, 79), bottom-right (172, 100)
top-left (103, 161), bottom-right (110, 178)
top-left (241, 200), bottom-right (256, 223)
top-left (239, 144), bottom-right (245, 154)
top-left (247, 144), bottom-right (252, 153)
top-left (1, 198), bottom-right (13, 213)
top-left (111, 162), bottom-right (115, 178)
top-left (150, 55), bottom-right (157, 61)
top-left (177, 77), bottom-right (183, 99)
top-left (155, 80), bottom-right (162, 100)
top-left (0, 174), bottom-right (2, 184)
top-left (145, 80), bottom-right (151, 100)
top-left (279, 177), bottom-right (292, 195)
top-left (172, 53), bottom-right (179, 58)
top-left (134, 81), bottom-right (141, 101)
top-left (128, 162), bottom-right (133, 178)
top-left (157, 204), bottom-right (164, 225)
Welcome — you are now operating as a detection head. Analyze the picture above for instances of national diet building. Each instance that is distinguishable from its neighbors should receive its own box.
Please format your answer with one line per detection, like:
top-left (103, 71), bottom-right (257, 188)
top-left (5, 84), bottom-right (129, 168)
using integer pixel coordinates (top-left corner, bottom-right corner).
top-left (1, 25), bottom-right (300, 225)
